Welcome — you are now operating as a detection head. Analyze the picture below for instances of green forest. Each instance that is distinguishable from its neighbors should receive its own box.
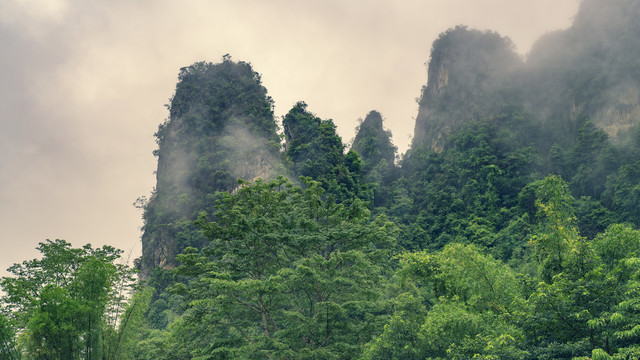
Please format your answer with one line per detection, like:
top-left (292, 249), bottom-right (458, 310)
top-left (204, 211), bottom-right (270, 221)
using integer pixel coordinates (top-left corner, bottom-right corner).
top-left (5, 0), bottom-right (640, 359)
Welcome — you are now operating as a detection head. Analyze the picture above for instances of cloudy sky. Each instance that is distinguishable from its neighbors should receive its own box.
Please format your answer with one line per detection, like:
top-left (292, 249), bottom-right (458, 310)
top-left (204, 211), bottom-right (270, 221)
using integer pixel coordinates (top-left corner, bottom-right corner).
top-left (0, 0), bottom-right (580, 275)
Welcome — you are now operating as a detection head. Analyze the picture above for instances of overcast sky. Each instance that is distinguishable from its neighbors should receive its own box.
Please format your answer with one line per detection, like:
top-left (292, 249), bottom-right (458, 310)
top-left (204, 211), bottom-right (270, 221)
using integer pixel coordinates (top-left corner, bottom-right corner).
top-left (0, 0), bottom-right (580, 275)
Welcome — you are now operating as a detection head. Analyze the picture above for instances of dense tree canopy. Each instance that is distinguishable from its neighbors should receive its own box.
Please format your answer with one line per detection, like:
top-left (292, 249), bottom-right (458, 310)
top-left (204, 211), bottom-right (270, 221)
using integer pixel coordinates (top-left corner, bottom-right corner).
top-left (283, 102), bottom-right (369, 203)
top-left (6, 1), bottom-right (640, 358)
top-left (144, 177), bottom-right (395, 359)
top-left (1, 240), bottom-right (141, 359)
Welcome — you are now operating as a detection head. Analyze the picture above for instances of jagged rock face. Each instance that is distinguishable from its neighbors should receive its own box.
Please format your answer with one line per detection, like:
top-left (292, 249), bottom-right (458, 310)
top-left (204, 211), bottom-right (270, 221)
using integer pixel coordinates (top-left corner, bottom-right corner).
top-left (593, 83), bottom-right (640, 140)
top-left (412, 26), bottom-right (522, 151)
top-left (140, 59), bottom-right (281, 277)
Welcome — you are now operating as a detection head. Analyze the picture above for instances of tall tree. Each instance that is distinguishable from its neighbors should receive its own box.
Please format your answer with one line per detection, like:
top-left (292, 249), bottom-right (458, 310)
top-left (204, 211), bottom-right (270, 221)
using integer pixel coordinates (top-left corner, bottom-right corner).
top-left (0, 312), bottom-right (19, 359)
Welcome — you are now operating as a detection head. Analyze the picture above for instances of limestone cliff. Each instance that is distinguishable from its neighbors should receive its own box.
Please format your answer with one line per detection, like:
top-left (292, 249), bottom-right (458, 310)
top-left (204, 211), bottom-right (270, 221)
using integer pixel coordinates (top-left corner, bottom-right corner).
top-left (593, 83), bottom-right (640, 140)
top-left (412, 26), bottom-right (522, 151)
top-left (140, 58), bottom-right (281, 277)
top-left (411, 0), bottom-right (640, 153)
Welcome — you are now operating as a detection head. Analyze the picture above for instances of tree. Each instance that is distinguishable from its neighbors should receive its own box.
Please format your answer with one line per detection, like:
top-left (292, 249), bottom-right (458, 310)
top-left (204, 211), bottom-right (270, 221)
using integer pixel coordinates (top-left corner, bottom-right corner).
top-left (283, 102), bottom-right (369, 203)
top-left (588, 224), bottom-right (640, 358)
top-left (363, 243), bottom-right (527, 360)
top-left (521, 183), bottom-right (640, 358)
top-left (1, 239), bottom-right (138, 359)
top-left (529, 175), bottom-right (582, 282)
top-left (167, 176), bottom-right (395, 359)
top-left (0, 312), bottom-right (19, 359)
top-left (107, 286), bottom-right (154, 360)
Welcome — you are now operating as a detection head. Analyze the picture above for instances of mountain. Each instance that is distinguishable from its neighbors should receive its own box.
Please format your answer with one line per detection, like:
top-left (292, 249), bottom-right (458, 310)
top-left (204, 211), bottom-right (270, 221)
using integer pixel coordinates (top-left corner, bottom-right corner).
top-left (8, 0), bottom-right (640, 358)
top-left (412, 25), bottom-right (522, 151)
top-left (413, 0), bottom-right (640, 154)
top-left (351, 110), bottom-right (396, 171)
top-left (351, 110), bottom-right (398, 207)
top-left (523, 0), bottom-right (640, 145)
top-left (139, 0), bottom-right (640, 277)
top-left (139, 57), bottom-right (282, 277)
top-left (282, 101), bottom-right (369, 203)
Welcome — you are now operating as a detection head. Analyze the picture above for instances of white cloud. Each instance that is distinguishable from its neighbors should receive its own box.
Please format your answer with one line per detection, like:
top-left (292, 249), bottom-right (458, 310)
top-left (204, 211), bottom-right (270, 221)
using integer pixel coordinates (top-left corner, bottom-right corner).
top-left (1, 0), bottom-right (70, 38)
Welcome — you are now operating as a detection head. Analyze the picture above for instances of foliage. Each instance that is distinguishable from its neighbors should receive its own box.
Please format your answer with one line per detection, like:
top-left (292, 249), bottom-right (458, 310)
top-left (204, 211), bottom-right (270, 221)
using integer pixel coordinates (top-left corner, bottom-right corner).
top-left (529, 175), bottom-right (582, 282)
top-left (520, 179), bottom-right (640, 359)
top-left (140, 56), bottom-right (282, 275)
top-left (363, 243), bottom-right (527, 360)
top-left (397, 116), bottom-right (534, 257)
top-left (159, 177), bottom-right (395, 359)
top-left (351, 111), bottom-right (399, 208)
top-left (603, 156), bottom-right (640, 227)
top-left (1, 239), bottom-right (138, 359)
top-left (283, 102), bottom-right (370, 204)
top-left (108, 286), bottom-right (154, 360)
top-left (0, 312), bottom-right (20, 359)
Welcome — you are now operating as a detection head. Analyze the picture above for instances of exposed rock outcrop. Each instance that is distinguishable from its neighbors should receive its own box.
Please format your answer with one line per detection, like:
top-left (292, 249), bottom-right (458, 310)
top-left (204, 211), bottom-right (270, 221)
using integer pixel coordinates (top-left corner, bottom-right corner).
top-left (140, 58), bottom-right (281, 277)
top-left (412, 26), bottom-right (522, 151)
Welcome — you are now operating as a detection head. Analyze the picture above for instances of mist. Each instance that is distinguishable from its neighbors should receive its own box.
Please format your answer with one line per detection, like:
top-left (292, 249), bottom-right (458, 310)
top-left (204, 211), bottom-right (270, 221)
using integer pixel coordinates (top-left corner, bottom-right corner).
top-left (0, 0), bottom-right (580, 276)
top-left (519, 0), bottom-right (640, 146)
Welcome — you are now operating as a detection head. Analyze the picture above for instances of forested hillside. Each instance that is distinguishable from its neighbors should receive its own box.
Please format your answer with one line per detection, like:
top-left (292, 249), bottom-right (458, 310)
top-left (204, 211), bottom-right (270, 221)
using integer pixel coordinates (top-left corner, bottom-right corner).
top-left (4, 0), bottom-right (640, 359)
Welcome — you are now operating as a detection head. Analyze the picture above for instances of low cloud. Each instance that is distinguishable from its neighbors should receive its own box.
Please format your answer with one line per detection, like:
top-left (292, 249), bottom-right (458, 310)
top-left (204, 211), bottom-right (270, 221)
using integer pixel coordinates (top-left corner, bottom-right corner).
top-left (0, 0), bottom-right (580, 275)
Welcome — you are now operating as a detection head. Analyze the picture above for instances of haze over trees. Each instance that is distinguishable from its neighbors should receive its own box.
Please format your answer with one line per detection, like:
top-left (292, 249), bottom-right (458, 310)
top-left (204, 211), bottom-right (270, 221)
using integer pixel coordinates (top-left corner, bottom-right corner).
top-left (4, 0), bottom-right (640, 358)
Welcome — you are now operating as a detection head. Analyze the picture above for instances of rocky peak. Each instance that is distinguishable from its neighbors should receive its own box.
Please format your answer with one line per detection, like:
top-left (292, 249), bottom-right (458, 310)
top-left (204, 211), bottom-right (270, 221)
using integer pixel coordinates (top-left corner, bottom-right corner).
top-left (351, 110), bottom-right (396, 168)
top-left (412, 26), bottom-right (521, 151)
top-left (139, 58), bottom-right (281, 277)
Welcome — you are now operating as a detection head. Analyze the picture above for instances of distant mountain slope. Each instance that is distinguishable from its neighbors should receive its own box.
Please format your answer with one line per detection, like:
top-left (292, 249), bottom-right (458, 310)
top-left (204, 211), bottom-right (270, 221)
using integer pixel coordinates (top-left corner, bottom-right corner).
top-left (412, 0), bottom-right (640, 153)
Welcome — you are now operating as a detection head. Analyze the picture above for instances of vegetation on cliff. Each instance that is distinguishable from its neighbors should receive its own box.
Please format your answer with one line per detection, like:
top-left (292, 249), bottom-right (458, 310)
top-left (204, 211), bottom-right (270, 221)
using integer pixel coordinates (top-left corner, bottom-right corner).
top-left (139, 57), bottom-right (282, 277)
top-left (4, 0), bottom-right (640, 359)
